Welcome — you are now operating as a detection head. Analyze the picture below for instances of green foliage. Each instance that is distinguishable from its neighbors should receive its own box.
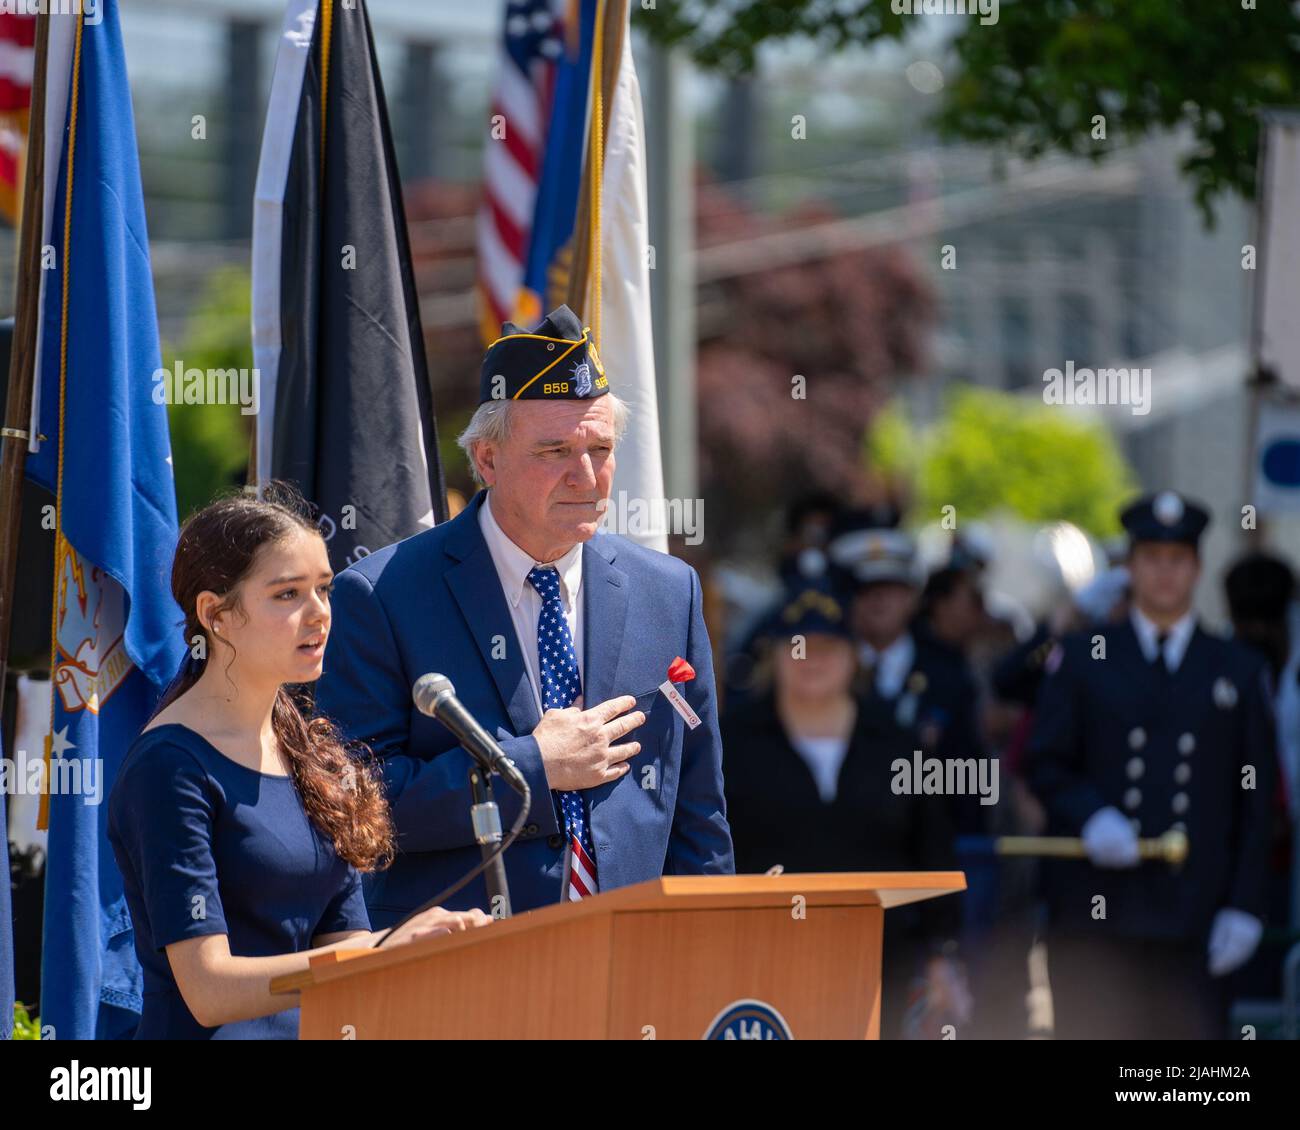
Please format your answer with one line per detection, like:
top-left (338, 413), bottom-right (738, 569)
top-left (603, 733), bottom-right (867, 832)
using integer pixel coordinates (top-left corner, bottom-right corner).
top-left (933, 0), bottom-right (1294, 222)
top-left (163, 267), bottom-right (254, 520)
top-left (865, 399), bottom-right (918, 480)
top-left (633, 0), bottom-right (908, 72)
top-left (868, 385), bottom-right (1134, 536)
top-left (438, 404), bottom-right (477, 497)
top-left (637, 0), bottom-right (1299, 219)
top-left (12, 1000), bottom-right (40, 1039)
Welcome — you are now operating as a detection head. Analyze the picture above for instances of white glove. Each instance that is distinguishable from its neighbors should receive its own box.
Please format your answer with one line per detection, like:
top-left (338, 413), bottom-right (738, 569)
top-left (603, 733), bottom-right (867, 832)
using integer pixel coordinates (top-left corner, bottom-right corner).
top-left (1081, 806), bottom-right (1140, 868)
top-left (1207, 908), bottom-right (1263, 977)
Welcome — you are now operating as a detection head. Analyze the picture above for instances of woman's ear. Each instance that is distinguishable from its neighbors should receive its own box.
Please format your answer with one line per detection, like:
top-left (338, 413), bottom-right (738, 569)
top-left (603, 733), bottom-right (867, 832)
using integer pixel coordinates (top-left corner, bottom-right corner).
top-left (194, 591), bottom-right (222, 637)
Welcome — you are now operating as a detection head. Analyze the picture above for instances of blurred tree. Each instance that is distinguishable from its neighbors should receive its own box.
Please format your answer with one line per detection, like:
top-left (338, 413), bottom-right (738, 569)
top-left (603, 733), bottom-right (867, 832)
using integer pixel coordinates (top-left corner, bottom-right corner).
top-left (403, 180), bottom-right (492, 500)
top-left (636, 0), bottom-right (908, 70)
top-left (696, 182), bottom-right (934, 552)
top-left (163, 267), bottom-right (253, 519)
top-left (639, 0), bottom-right (1298, 219)
top-left (868, 385), bottom-right (1134, 537)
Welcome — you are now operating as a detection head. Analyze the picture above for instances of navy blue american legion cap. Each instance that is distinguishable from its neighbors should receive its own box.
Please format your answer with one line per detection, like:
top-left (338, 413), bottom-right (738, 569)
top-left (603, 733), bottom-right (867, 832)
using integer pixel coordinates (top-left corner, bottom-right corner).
top-left (479, 303), bottom-right (609, 404)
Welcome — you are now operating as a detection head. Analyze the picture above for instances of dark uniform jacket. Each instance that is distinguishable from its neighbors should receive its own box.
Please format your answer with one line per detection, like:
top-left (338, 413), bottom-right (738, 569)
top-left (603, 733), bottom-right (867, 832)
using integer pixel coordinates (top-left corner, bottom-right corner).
top-left (859, 629), bottom-right (986, 836)
top-left (992, 622), bottom-right (1056, 708)
top-left (1026, 618), bottom-right (1277, 941)
top-left (722, 693), bottom-right (959, 939)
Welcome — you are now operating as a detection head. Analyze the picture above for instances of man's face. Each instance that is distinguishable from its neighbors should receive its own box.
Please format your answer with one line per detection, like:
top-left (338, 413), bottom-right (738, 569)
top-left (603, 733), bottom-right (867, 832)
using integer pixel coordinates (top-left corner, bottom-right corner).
top-left (1128, 541), bottom-right (1200, 619)
top-left (474, 396), bottom-right (617, 558)
top-left (852, 581), bottom-right (918, 646)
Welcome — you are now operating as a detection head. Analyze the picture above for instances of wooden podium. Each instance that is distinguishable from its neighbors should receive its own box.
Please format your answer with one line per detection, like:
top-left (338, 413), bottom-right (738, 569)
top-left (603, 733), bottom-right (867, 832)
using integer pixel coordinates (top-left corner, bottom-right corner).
top-left (272, 872), bottom-right (964, 1040)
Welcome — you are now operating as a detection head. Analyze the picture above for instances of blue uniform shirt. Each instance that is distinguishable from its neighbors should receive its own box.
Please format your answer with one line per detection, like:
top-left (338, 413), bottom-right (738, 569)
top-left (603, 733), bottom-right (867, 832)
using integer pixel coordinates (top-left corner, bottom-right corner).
top-left (107, 724), bottom-right (371, 1039)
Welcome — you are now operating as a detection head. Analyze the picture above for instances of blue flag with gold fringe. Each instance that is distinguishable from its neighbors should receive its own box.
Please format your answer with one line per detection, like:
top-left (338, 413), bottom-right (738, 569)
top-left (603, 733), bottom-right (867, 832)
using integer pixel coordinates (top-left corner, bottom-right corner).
top-left (24, 2), bottom-right (183, 1040)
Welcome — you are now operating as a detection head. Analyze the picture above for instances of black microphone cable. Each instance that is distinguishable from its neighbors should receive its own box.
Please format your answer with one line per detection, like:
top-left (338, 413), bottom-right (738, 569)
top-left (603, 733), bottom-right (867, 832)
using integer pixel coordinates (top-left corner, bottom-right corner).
top-left (372, 772), bottom-right (531, 948)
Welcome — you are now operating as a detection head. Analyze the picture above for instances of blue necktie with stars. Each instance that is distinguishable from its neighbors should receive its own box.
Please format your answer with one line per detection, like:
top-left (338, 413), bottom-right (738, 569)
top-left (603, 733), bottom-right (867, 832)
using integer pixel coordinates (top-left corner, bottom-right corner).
top-left (526, 565), bottom-right (599, 900)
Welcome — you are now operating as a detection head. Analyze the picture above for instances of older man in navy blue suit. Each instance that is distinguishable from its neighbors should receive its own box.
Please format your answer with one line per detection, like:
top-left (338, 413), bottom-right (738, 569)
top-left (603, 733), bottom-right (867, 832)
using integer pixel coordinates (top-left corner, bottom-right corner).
top-left (315, 305), bottom-right (734, 922)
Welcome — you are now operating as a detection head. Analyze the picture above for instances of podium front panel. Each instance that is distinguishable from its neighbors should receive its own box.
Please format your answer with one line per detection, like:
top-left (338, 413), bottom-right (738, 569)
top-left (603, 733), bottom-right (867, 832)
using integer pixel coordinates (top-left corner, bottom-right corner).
top-left (608, 905), bottom-right (882, 1039)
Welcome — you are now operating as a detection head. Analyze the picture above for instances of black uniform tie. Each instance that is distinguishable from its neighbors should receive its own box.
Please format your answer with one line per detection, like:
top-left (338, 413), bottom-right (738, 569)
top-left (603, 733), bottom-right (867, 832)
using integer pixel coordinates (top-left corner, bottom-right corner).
top-left (1154, 631), bottom-right (1171, 675)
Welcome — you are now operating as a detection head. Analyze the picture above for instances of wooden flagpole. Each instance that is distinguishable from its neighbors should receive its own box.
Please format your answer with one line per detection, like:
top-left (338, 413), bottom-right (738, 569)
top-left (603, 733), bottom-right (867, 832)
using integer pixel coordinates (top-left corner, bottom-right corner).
top-left (0, 12), bottom-right (50, 694)
top-left (563, 0), bottom-right (628, 339)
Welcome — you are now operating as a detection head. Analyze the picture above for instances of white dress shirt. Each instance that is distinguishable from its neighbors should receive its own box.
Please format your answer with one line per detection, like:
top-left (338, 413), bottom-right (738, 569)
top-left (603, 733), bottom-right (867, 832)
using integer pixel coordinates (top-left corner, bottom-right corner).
top-left (788, 734), bottom-right (851, 805)
top-left (859, 633), bottom-right (916, 699)
top-left (478, 491), bottom-right (585, 716)
top-left (1130, 607), bottom-right (1196, 672)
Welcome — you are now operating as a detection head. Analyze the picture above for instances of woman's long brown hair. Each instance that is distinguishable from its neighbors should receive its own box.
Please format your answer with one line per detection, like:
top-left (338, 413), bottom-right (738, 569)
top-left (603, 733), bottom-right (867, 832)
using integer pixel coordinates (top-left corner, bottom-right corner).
top-left (151, 482), bottom-right (394, 872)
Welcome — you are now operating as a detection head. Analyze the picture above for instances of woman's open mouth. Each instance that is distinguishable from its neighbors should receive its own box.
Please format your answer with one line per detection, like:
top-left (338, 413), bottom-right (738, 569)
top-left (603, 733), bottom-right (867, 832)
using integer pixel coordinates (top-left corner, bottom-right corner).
top-left (297, 635), bottom-right (326, 657)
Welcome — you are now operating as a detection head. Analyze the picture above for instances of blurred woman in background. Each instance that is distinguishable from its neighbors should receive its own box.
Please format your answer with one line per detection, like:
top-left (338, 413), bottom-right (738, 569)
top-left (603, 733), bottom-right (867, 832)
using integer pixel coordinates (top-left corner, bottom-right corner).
top-left (721, 579), bottom-right (967, 1038)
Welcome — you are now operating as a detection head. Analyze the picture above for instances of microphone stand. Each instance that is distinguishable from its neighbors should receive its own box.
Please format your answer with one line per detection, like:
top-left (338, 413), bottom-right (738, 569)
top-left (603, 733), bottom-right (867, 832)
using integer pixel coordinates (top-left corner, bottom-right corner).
top-left (468, 763), bottom-right (512, 918)
top-left (375, 674), bottom-right (534, 947)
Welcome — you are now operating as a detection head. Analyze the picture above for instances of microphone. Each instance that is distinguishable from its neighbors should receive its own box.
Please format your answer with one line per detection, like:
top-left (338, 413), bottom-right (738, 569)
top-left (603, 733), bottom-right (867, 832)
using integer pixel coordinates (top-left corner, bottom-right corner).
top-left (399, 672), bottom-right (529, 926)
top-left (412, 673), bottom-right (528, 794)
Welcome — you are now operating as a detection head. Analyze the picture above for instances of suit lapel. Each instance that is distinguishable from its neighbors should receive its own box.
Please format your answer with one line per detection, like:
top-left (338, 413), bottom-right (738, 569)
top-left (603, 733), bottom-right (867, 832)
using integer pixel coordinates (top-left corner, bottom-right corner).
top-left (443, 492), bottom-right (540, 736)
top-left (580, 536), bottom-right (630, 709)
top-left (444, 502), bottom-right (635, 871)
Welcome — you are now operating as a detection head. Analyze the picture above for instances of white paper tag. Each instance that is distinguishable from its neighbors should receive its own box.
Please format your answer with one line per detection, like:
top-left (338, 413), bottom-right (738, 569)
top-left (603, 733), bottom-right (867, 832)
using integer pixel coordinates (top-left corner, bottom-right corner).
top-left (659, 679), bottom-right (701, 730)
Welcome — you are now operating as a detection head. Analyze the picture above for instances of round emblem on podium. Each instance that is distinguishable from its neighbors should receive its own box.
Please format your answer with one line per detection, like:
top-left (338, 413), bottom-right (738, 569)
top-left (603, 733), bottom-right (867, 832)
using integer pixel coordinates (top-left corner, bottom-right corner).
top-left (702, 999), bottom-right (793, 1040)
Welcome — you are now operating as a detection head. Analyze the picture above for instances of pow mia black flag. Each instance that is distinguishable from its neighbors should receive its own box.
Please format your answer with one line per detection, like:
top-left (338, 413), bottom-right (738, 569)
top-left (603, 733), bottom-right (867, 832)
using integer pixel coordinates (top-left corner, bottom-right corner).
top-left (252, 0), bottom-right (448, 570)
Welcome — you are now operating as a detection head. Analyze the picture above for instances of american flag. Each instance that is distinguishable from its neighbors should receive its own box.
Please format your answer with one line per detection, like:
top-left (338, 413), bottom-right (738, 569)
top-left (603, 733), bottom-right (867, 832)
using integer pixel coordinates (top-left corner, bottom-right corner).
top-left (0, 11), bottom-right (35, 226)
top-left (477, 0), bottom-right (568, 343)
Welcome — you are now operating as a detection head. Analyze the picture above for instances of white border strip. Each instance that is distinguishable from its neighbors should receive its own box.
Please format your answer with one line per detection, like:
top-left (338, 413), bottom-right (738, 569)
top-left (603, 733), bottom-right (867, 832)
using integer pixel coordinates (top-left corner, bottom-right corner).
top-left (250, 0), bottom-right (318, 488)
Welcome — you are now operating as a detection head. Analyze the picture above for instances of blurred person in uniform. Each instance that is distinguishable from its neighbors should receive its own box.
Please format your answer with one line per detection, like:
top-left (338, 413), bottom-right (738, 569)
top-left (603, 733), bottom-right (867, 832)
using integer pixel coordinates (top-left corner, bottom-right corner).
top-left (724, 498), bottom-right (897, 708)
top-left (920, 531), bottom-right (1057, 1037)
top-left (918, 565), bottom-right (986, 656)
top-left (1224, 552), bottom-right (1298, 810)
top-left (979, 554), bottom-right (1130, 1038)
top-left (827, 520), bottom-right (994, 1030)
top-left (1222, 552), bottom-right (1297, 1007)
top-left (722, 493), bottom-right (842, 709)
top-left (972, 558), bottom-right (1129, 1038)
top-left (1026, 491), bottom-right (1278, 1039)
top-left (721, 578), bottom-right (967, 1038)
top-left (993, 564), bottom-right (1130, 711)
top-left (775, 491), bottom-right (846, 587)
top-left (991, 561), bottom-right (1132, 869)
top-left (828, 523), bottom-right (985, 839)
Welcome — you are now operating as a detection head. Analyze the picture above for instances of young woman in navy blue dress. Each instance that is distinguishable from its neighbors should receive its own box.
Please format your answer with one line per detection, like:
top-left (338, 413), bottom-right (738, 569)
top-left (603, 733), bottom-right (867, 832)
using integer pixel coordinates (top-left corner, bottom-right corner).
top-left (108, 486), bottom-right (489, 1039)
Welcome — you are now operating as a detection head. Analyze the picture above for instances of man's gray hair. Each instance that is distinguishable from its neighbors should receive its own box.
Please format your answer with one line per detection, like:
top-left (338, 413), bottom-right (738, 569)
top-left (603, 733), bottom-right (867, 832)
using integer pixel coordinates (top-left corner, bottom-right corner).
top-left (457, 393), bottom-right (630, 487)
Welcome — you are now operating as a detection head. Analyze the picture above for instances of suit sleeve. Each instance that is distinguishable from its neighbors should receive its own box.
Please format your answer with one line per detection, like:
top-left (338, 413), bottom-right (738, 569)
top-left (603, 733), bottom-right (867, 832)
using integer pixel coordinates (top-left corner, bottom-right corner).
top-left (315, 567), bottom-right (559, 855)
top-left (1227, 659), bottom-right (1279, 918)
top-left (1024, 639), bottom-right (1108, 834)
top-left (664, 565), bottom-right (736, 876)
